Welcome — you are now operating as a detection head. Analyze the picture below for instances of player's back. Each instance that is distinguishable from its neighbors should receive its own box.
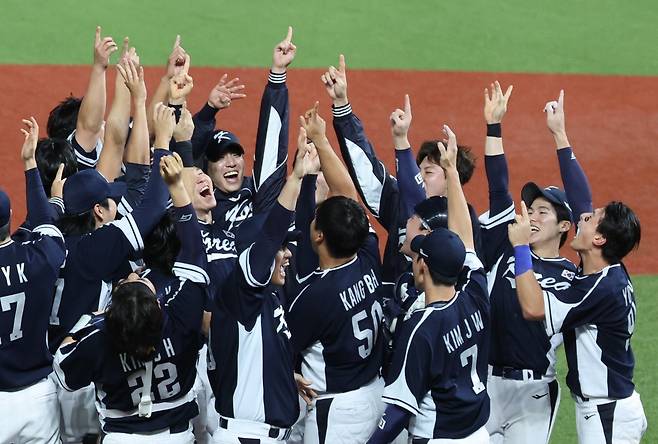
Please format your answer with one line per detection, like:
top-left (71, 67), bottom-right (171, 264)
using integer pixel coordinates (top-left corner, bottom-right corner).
top-left (287, 234), bottom-right (385, 395)
top-left (0, 229), bottom-right (65, 389)
top-left (384, 265), bottom-right (491, 439)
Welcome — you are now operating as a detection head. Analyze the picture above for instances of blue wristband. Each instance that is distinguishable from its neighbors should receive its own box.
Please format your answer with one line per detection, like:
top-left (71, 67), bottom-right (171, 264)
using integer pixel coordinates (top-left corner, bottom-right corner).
top-left (514, 245), bottom-right (533, 276)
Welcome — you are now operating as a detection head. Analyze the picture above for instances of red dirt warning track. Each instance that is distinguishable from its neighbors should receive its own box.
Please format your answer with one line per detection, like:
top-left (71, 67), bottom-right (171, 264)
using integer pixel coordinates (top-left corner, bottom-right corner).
top-left (1, 66), bottom-right (657, 272)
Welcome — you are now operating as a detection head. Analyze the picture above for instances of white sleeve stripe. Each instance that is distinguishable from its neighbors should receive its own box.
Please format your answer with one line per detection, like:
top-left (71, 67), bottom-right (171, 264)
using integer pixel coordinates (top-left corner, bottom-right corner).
top-left (479, 203), bottom-right (515, 229)
top-left (74, 150), bottom-right (98, 167)
top-left (53, 356), bottom-right (75, 392)
top-left (239, 244), bottom-right (273, 288)
top-left (48, 197), bottom-right (65, 213)
top-left (288, 283), bottom-right (312, 312)
top-left (255, 108), bottom-right (284, 191)
top-left (173, 262), bottom-right (210, 284)
top-left (544, 291), bottom-right (556, 336)
top-left (118, 197), bottom-right (133, 216)
top-left (381, 396), bottom-right (420, 415)
top-left (463, 250), bottom-right (484, 271)
top-left (109, 213), bottom-right (144, 251)
top-left (33, 224), bottom-right (64, 240)
top-left (268, 72), bottom-right (287, 83)
top-left (332, 103), bottom-right (352, 117)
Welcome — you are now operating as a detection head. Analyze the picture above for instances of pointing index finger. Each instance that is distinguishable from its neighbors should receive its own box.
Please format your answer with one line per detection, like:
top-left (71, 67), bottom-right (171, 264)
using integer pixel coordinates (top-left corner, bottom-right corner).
top-left (558, 89), bottom-right (564, 110)
top-left (95, 26), bottom-right (101, 45)
top-left (339, 54), bottom-right (346, 73)
top-left (404, 94), bottom-right (411, 114)
top-left (520, 201), bottom-right (529, 220)
top-left (285, 26), bottom-right (293, 43)
top-left (173, 35), bottom-right (181, 51)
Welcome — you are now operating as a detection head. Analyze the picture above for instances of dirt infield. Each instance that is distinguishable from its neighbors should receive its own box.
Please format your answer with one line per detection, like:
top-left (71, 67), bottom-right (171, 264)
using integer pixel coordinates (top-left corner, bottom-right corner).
top-left (1, 65), bottom-right (657, 272)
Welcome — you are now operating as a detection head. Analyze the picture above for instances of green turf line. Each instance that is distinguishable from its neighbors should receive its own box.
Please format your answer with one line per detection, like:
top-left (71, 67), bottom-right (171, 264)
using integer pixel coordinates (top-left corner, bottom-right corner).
top-left (2, 0), bottom-right (658, 75)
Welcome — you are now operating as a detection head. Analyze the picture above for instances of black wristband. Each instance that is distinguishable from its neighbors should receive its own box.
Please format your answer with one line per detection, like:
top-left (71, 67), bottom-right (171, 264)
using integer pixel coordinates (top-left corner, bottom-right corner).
top-left (487, 123), bottom-right (502, 138)
top-left (168, 104), bottom-right (183, 123)
top-left (173, 140), bottom-right (194, 167)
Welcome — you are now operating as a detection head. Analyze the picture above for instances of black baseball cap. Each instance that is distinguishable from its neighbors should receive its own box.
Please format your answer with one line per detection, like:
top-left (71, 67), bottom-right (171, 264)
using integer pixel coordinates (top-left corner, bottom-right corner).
top-left (411, 228), bottom-right (466, 285)
top-left (206, 130), bottom-right (244, 162)
top-left (414, 196), bottom-right (448, 230)
top-left (521, 182), bottom-right (573, 222)
top-left (0, 189), bottom-right (10, 227)
top-left (63, 169), bottom-right (127, 215)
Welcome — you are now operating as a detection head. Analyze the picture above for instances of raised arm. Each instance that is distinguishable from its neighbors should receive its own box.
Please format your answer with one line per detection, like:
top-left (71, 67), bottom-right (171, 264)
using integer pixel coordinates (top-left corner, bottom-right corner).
top-left (508, 202), bottom-right (545, 320)
top-left (545, 90), bottom-right (593, 220)
top-left (439, 126), bottom-right (474, 250)
top-left (21, 117), bottom-right (54, 226)
top-left (302, 102), bottom-right (359, 202)
top-left (75, 26), bottom-right (117, 151)
top-left (325, 54), bottom-right (400, 221)
top-left (392, 94), bottom-right (425, 215)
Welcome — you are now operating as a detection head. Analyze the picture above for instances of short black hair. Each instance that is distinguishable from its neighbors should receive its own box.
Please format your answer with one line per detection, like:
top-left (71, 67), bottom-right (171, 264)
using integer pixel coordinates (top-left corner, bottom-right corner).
top-left (0, 222), bottom-right (10, 241)
top-left (416, 141), bottom-right (476, 185)
top-left (48, 96), bottom-right (82, 140)
top-left (314, 196), bottom-right (368, 259)
top-left (416, 255), bottom-right (455, 286)
top-left (57, 198), bottom-right (110, 237)
top-left (35, 138), bottom-right (78, 197)
top-left (597, 202), bottom-right (641, 264)
top-left (143, 212), bottom-right (181, 274)
top-left (106, 281), bottom-right (163, 362)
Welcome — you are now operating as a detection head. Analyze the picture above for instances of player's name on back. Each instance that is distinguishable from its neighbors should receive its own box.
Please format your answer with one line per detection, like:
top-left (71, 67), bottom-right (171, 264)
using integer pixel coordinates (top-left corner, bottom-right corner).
top-left (339, 269), bottom-right (380, 311)
top-left (119, 337), bottom-right (177, 373)
top-left (443, 310), bottom-right (485, 354)
top-left (0, 262), bottom-right (28, 287)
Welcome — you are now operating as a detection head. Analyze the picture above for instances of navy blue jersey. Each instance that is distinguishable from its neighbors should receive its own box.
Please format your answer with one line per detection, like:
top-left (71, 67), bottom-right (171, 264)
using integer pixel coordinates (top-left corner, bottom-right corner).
top-left (116, 162), bottom-right (151, 217)
top-left (194, 72), bottom-right (289, 233)
top-left (199, 218), bottom-right (238, 310)
top-left (49, 150), bottom-right (171, 352)
top-left (68, 130), bottom-right (101, 170)
top-left (208, 203), bottom-right (298, 427)
top-left (544, 264), bottom-right (637, 399)
top-left (0, 224), bottom-right (66, 390)
top-left (54, 203), bottom-right (209, 433)
top-left (383, 251), bottom-right (490, 440)
top-left (287, 231), bottom-right (385, 395)
top-left (481, 154), bottom-right (576, 376)
top-left (332, 103), bottom-right (410, 290)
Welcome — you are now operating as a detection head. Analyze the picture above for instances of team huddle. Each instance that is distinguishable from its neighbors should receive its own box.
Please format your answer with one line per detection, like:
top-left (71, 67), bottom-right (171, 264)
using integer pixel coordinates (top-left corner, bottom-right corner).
top-left (0, 25), bottom-right (648, 444)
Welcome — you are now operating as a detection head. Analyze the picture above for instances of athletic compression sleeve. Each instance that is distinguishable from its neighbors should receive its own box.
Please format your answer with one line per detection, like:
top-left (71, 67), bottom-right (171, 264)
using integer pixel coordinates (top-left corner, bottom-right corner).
top-left (484, 154), bottom-right (513, 216)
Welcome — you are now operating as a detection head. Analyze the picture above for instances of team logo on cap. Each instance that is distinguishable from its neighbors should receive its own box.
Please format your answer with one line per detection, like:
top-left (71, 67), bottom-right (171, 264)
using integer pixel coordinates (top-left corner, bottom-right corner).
top-left (213, 130), bottom-right (232, 143)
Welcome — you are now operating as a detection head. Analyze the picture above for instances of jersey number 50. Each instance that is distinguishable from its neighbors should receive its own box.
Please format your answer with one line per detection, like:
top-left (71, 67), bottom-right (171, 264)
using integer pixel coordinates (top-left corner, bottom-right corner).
top-left (351, 302), bottom-right (383, 359)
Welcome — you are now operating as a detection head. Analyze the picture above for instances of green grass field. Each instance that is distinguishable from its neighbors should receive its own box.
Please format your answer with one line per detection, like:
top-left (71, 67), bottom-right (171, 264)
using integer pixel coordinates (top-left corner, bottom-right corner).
top-left (1, 1), bottom-right (655, 441)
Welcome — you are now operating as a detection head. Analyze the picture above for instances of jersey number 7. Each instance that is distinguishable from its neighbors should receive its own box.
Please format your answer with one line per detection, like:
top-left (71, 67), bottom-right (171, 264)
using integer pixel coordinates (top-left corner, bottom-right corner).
top-left (460, 344), bottom-right (485, 394)
top-left (1, 292), bottom-right (25, 344)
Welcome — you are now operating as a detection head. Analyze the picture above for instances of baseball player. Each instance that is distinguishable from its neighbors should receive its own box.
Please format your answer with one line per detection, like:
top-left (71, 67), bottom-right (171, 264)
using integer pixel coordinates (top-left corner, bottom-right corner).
top-left (191, 27), bottom-right (294, 233)
top-left (285, 104), bottom-right (385, 443)
top-left (54, 153), bottom-right (209, 443)
top-left (479, 82), bottom-right (576, 443)
top-left (508, 90), bottom-right (647, 444)
top-left (205, 139), bottom-right (313, 444)
top-left (0, 118), bottom-right (67, 443)
top-left (321, 55), bottom-right (481, 291)
top-left (47, 26), bottom-right (117, 171)
top-left (369, 125), bottom-right (490, 443)
top-left (51, 104), bottom-right (175, 443)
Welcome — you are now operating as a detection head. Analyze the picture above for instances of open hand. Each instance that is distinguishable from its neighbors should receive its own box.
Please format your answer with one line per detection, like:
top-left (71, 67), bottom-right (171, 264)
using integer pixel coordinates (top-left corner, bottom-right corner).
top-left (117, 59), bottom-right (146, 102)
top-left (484, 81), bottom-right (513, 124)
top-left (208, 74), bottom-right (247, 109)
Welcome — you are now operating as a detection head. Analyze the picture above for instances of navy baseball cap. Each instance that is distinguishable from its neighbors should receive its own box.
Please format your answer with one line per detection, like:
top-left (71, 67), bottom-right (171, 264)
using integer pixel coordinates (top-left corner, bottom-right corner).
top-left (0, 189), bottom-right (10, 227)
top-left (411, 228), bottom-right (466, 285)
top-left (206, 130), bottom-right (244, 162)
top-left (521, 182), bottom-right (573, 222)
top-left (63, 169), bottom-right (127, 215)
top-left (414, 196), bottom-right (448, 230)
